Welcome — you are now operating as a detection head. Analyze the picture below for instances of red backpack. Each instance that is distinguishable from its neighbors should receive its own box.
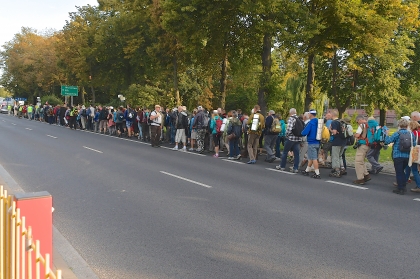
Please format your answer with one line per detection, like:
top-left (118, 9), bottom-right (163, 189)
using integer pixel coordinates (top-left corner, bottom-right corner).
top-left (215, 118), bottom-right (223, 134)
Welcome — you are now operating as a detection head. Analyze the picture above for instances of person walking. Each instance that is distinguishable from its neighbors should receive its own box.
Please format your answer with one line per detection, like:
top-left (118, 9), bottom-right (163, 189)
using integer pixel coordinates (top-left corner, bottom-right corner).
top-left (172, 106), bottom-right (189, 151)
top-left (227, 111), bottom-right (242, 160)
top-left (300, 109), bottom-right (321, 178)
top-left (263, 110), bottom-right (279, 163)
top-left (353, 116), bottom-right (371, 184)
top-left (275, 108), bottom-right (302, 172)
top-left (328, 111), bottom-right (346, 178)
top-left (247, 105), bottom-right (265, 164)
top-left (193, 106), bottom-right (207, 153)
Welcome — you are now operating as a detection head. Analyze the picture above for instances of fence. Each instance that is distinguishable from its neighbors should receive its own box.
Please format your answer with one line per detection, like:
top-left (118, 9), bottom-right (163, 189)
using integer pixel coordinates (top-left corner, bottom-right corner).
top-left (1, 185), bottom-right (61, 279)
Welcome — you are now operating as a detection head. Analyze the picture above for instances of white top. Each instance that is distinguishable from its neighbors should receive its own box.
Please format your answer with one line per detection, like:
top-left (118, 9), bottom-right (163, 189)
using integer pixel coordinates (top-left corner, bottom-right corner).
top-left (150, 111), bottom-right (162, 126)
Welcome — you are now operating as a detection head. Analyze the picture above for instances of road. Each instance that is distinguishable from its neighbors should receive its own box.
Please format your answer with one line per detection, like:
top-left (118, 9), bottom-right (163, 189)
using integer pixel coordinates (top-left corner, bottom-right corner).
top-left (0, 114), bottom-right (419, 279)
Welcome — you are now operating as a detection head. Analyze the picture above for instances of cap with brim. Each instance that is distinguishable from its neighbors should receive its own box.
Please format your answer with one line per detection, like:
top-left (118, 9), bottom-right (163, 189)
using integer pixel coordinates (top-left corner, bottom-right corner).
top-left (343, 117), bottom-right (351, 124)
top-left (309, 109), bottom-right (316, 115)
top-left (401, 116), bottom-right (410, 121)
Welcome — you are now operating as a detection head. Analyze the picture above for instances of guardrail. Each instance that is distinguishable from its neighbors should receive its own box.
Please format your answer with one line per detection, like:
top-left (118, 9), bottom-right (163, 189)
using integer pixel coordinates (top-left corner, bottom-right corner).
top-left (1, 185), bottom-right (61, 279)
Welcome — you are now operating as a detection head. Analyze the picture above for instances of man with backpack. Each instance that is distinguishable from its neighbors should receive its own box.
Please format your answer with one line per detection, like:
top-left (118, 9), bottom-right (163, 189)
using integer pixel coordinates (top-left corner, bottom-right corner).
top-left (247, 105), bottom-right (265, 164)
top-left (353, 115), bottom-right (371, 185)
top-left (300, 109), bottom-right (321, 178)
top-left (124, 104), bottom-right (135, 138)
top-left (275, 108), bottom-right (303, 172)
top-left (275, 115), bottom-right (286, 158)
top-left (149, 105), bottom-right (163, 147)
top-left (172, 106), bottom-right (189, 151)
top-left (264, 110), bottom-right (280, 163)
top-left (98, 106), bottom-right (109, 134)
top-left (366, 116), bottom-right (384, 174)
top-left (328, 111), bottom-right (347, 178)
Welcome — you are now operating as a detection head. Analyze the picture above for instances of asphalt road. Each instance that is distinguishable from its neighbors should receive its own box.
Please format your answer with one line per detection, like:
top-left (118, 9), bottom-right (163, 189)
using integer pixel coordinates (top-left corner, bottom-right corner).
top-left (0, 114), bottom-right (419, 279)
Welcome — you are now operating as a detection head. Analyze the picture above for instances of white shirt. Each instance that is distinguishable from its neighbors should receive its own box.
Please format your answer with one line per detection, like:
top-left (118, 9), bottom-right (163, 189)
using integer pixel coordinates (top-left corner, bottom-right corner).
top-left (150, 111), bottom-right (162, 126)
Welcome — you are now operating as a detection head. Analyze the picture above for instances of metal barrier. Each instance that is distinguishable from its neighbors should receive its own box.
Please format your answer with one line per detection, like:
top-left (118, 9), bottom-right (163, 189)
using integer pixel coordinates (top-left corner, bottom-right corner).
top-left (1, 185), bottom-right (61, 279)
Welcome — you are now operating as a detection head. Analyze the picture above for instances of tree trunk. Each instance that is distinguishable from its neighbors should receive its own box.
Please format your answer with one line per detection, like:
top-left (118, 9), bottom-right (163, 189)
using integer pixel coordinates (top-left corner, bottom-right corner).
top-left (219, 45), bottom-right (228, 109)
top-left (90, 86), bottom-right (96, 105)
top-left (305, 53), bottom-right (315, 112)
top-left (81, 86), bottom-right (86, 105)
top-left (173, 54), bottom-right (180, 106)
top-left (258, 33), bottom-right (271, 116)
top-left (380, 108), bottom-right (386, 126)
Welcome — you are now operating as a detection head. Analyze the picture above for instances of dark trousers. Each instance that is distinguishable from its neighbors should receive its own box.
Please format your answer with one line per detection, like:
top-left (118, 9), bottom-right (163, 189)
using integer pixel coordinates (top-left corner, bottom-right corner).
top-left (280, 139), bottom-right (300, 170)
top-left (229, 138), bottom-right (240, 157)
top-left (69, 116), bottom-right (77, 129)
top-left (394, 157), bottom-right (409, 190)
top-left (150, 125), bottom-right (161, 147)
top-left (142, 123), bottom-right (150, 140)
top-left (275, 136), bottom-right (285, 158)
top-left (86, 117), bottom-right (93, 130)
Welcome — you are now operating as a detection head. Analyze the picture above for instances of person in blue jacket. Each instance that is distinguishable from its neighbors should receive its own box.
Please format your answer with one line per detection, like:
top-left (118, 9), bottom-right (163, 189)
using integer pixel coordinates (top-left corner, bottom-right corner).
top-left (300, 109), bottom-right (321, 178)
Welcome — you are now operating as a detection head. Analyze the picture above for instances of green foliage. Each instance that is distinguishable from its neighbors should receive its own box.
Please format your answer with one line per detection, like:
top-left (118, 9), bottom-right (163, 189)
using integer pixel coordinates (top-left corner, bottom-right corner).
top-left (123, 84), bottom-right (161, 109)
top-left (41, 95), bottom-right (63, 106)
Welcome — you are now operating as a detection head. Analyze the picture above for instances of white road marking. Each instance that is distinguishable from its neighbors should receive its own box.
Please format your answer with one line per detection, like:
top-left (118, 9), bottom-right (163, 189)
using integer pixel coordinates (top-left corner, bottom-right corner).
top-left (25, 128), bottom-right (32, 130)
top-left (222, 159), bottom-right (245, 164)
top-left (11, 123), bottom-right (16, 126)
top-left (414, 198), bottom-right (420, 202)
top-left (325, 180), bottom-right (368, 190)
top-left (46, 135), bottom-right (57, 139)
top-left (265, 168), bottom-right (297, 175)
top-left (160, 171), bottom-right (212, 188)
top-left (83, 146), bottom-right (103, 153)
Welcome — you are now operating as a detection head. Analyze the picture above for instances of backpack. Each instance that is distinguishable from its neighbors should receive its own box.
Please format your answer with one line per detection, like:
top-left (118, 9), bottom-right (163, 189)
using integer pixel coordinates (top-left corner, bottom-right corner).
top-left (321, 126), bottom-right (330, 142)
top-left (373, 127), bottom-right (385, 143)
top-left (127, 109), bottom-right (134, 119)
top-left (398, 131), bottom-right (412, 153)
top-left (118, 112), bottom-right (124, 121)
top-left (215, 118), bottom-right (223, 134)
top-left (81, 109), bottom-right (87, 117)
top-left (339, 120), bottom-right (350, 139)
top-left (203, 113), bottom-right (210, 128)
top-left (271, 117), bottom-right (281, 133)
top-left (291, 116), bottom-right (304, 137)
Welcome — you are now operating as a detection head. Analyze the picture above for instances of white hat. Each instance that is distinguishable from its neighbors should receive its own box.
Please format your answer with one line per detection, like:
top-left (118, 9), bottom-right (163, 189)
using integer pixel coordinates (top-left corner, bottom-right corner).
top-left (309, 109), bottom-right (316, 115)
top-left (401, 116), bottom-right (410, 121)
top-left (197, 106), bottom-right (203, 111)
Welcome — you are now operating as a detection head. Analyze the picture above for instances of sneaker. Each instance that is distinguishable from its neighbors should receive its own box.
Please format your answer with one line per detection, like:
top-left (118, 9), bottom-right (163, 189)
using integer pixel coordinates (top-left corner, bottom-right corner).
top-left (247, 160), bottom-right (256, 164)
top-left (213, 154), bottom-right (219, 158)
top-left (268, 157), bottom-right (276, 163)
top-left (189, 148), bottom-right (195, 151)
top-left (291, 169), bottom-right (299, 173)
top-left (393, 189), bottom-right (405, 195)
top-left (353, 179), bottom-right (365, 185)
top-left (235, 154), bottom-right (241, 160)
top-left (180, 147), bottom-right (187, 152)
top-left (196, 148), bottom-right (203, 153)
top-left (329, 171), bottom-right (341, 178)
top-left (375, 166), bottom-right (384, 174)
top-left (364, 175), bottom-right (371, 182)
top-left (172, 146), bottom-right (179, 151)
top-left (311, 173), bottom-right (321, 179)
top-left (275, 165), bottom-right (285, 171)
top-left (410, 187), bottom-right (420, 193)
top-left (227, 157), bottom-right (235, 160)
top-left (301, 170), bottom-right (310, 176)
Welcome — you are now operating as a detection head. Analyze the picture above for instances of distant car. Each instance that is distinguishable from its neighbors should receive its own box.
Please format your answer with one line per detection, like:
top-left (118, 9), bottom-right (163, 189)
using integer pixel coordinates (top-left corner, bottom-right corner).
top-left (0, 105), bottom-right (8, 114)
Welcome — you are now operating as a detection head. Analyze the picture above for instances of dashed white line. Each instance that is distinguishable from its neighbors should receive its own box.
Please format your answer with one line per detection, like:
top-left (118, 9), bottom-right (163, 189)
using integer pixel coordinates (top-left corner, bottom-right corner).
top-left (25, 128), bottom-right (32, 130)
top-left (11, 123), bottom-right (16, 126)
top-left (414, 198), bottom-right (420, 202)
top-left (265, 168), bottom-right (297, 175)
top-left (160, 171), bottom-right (212, 188)
top-left (222, 159), bottom-right (245, 164)
top-left (83, 146), bottom-right (103, 153)
top-left (46, 135), bottom-right (57, 139)
top-left (325, 180), bottom-right (368, 190)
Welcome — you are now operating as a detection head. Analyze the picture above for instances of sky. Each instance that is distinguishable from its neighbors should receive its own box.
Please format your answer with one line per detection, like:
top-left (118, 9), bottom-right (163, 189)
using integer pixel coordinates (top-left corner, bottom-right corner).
top-left (1, 0), bottom-right (99, 48)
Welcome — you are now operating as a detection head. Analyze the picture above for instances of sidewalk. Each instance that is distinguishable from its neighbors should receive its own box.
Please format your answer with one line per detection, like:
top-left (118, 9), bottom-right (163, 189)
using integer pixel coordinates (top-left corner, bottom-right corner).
top-left (0, 173), bottom-right (79, 278)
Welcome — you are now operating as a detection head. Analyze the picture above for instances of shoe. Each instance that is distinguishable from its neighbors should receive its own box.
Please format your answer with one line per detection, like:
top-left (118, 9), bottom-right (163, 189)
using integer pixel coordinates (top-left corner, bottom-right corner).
top-left (228, 157), bottom-right (235, 160)
top-left (410, 187), bottom-right (420, 193)
top-left (393, 189), bottom-right (405, 195)
top-left (213, 154), bottom-right (219, 158)
top-left (393, 182), bottom-right (398, 187)
top-left (172, 146), bottom-right (178, 151)
top-left (181, 147), bottom-right (187, 152)
top-left (329, 171), bottom-right (341, 178)
top-left (311, 174), bottom-right (321, 179)
top-left (235, 154), bottom-right (241, 160)
top-left (247, 160), bottom-right (256, 164)
top-left (268, 157), bottom-right (276, 163)
top-left (364, 175), bottom-right (371, 182)
top-left (375, 166), bottom-right (384, 174)
top-left (353, 179), bottom-right (365, 185)
top-left (340, 170), bottom-right (347, 175)
top-left (275, 165), bottom-right (285, 171)
top-left (189, 148), bottom-right (195, 151)
top-left (301, 170), bottom-right (309, 176)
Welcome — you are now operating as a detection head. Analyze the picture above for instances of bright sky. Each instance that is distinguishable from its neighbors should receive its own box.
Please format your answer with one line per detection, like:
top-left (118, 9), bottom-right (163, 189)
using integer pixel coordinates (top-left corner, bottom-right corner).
top-left (1, 0), bottom-right (99, 48)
